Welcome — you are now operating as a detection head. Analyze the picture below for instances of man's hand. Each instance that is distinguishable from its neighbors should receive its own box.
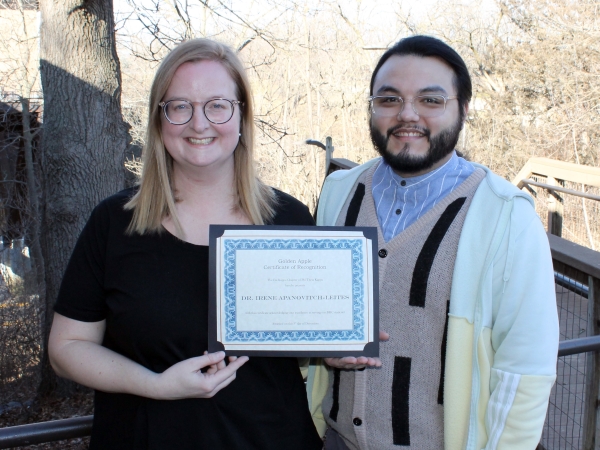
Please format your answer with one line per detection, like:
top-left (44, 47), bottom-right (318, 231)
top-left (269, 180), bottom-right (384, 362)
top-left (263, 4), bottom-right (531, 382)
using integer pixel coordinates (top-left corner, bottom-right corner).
top-left (324, 331), bottom-right (389, 370)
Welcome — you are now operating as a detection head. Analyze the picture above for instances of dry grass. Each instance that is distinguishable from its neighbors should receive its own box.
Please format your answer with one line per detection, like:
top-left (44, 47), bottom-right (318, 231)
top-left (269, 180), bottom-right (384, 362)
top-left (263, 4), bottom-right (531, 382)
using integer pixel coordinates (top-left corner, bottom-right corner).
top-left (0, 274), bottom-right (94, 448)
top-left (0, 276), bottom-right (41, 406)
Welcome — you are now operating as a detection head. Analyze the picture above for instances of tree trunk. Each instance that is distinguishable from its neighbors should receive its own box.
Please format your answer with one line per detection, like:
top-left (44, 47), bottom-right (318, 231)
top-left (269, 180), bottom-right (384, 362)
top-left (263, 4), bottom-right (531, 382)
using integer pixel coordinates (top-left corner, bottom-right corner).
top-left (38, 0), bottom-right (127, 397)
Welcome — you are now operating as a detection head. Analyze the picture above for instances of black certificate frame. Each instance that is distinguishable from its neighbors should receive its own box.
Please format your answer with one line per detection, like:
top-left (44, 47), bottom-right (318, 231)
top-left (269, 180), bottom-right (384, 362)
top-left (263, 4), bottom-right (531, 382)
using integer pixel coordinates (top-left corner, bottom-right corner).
top-left (208, 225), bottom-right (379, 357)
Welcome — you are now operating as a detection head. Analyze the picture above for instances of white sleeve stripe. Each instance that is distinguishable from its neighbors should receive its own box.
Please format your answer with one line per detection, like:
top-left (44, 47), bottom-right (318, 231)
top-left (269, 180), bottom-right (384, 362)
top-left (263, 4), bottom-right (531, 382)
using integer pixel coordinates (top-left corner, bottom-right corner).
top-left (485, 371), bottom-right (521, 449)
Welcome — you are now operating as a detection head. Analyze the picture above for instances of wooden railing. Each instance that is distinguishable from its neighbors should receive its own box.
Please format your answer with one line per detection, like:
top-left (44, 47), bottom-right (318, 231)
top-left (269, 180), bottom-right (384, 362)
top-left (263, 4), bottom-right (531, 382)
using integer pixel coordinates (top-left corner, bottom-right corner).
top-left (512, 157), bottom-right (600, 245)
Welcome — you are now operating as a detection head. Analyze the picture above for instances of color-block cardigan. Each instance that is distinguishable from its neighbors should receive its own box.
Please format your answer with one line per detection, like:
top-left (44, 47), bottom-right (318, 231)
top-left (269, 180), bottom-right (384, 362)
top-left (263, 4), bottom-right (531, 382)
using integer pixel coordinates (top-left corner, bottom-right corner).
top-left (307, 158), bottom-right (559, 450)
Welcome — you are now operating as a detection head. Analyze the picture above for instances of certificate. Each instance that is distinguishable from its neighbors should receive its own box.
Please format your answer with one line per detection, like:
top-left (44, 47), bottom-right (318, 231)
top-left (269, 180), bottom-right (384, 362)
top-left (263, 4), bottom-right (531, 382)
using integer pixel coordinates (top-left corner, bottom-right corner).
top-left (208, 226), bottom-right (379, 357)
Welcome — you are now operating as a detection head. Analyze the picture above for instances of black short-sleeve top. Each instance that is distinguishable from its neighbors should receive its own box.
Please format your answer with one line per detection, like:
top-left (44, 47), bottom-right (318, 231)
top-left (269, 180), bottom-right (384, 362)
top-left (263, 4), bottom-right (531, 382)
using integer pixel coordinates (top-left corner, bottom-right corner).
top-left (54, 188), bottom-right (322, 450)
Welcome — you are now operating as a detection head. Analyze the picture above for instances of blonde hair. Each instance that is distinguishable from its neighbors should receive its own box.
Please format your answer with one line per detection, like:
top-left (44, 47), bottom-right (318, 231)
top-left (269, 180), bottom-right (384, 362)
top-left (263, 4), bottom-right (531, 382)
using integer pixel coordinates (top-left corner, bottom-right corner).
top-left (125, 38), bottom-right (276, 235)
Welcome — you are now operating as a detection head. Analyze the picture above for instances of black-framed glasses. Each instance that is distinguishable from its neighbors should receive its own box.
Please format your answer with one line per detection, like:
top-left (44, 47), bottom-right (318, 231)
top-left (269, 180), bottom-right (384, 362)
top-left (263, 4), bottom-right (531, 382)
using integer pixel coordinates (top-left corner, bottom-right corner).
top-left (159, 98), bottom-right (243, 125)
top-left (368, 94), bottom-right (458, 118)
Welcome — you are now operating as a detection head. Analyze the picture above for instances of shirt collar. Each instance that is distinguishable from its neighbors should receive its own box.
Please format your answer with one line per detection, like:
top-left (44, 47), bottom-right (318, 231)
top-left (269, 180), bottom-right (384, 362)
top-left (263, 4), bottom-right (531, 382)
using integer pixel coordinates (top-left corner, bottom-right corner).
top-left (380, 151), bottom-right (459, 188)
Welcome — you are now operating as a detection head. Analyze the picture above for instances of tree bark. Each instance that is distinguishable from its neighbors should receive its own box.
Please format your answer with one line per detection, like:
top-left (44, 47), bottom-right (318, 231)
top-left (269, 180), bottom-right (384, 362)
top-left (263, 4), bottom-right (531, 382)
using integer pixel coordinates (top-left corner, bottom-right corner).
top-left (38, 0), bottom-right (127, 397)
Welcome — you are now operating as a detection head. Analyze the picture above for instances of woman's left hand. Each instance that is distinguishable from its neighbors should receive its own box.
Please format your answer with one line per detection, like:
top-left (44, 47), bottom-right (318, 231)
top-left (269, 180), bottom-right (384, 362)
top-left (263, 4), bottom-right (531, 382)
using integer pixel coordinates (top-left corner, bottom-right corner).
top-left (153, 351), bottom-right (249, 399)
top-left (203, 351), bottom-right (237, 374)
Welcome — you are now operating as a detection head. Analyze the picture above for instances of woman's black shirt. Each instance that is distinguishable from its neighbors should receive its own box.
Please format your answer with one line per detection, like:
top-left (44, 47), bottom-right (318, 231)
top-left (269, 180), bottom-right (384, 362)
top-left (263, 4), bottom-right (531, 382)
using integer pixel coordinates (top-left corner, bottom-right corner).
top-left (54, 188), bottom-right (322, 449)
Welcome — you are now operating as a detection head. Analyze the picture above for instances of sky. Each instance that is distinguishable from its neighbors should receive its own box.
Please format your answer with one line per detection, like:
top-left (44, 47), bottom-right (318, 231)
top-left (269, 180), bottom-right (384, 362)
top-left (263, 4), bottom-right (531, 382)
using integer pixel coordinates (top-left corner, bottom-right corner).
top-left (112, 0), bottom-right (499, 48)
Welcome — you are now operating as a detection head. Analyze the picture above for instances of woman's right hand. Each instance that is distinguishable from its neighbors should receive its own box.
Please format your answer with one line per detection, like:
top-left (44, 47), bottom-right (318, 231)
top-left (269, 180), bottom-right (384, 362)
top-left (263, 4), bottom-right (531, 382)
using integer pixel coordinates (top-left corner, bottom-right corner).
top-left (154, 352), bottom-right (248, 400)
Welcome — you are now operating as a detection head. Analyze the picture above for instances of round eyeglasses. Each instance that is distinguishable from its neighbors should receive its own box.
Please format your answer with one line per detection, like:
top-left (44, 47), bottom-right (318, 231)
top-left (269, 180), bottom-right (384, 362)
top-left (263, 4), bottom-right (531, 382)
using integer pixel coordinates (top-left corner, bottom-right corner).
top-left (368, 95), bottom-right (458, 119)
top-left (159, 98), bottom-right (242, 125)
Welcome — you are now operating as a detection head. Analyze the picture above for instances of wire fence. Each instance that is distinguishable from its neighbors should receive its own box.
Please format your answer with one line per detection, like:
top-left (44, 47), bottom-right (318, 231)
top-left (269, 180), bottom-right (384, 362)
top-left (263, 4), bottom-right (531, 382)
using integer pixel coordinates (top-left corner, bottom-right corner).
top-left (540, 265), bottom-right (592, 449)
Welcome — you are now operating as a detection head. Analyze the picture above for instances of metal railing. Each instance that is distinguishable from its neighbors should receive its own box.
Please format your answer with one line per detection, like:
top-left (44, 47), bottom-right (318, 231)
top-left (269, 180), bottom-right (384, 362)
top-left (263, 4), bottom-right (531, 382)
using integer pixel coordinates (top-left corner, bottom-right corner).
top-left (0, 416), bottom-right (92, 448)
top-left (540, 234), bottom-right (600, 450)
top-left (2, 327), bottom-right (599, 448)
top-left (305, 137), bottom-right (358, 178)
top-left (2, 148), bottom-right (600, 448)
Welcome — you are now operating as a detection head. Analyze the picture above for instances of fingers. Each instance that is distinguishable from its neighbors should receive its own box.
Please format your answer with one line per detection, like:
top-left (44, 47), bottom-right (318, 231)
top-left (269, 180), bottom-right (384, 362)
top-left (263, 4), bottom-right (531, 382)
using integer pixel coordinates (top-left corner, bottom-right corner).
top-left (380, 330), bottom-right (390, 341)
top-left (323, 358), bottom-right (360, 370)
top-left (224, 355), bottom-right (249, 371)
top-left (215, 357), bottom-right (227, 370)
top-left (157, 353), bottom-right (249, 400)
top-left (324, 356), bottom-right (382, 370)
top-left (204, 355), bottom-right (248, 383)
top-left (199, 351), bottom-right (227, 369)
top-left (367, 357), bottom-right (382, 367)
top-left (199, 356), bottom-right (249, 397)
top-left (205, 372), bottom-right (238, 397)
top-left (203, 351), bottom-right (225, 374)
top-left (187, 355), bottom-right (248, 398)
top-left (201, 351), bottom-right (244, 375)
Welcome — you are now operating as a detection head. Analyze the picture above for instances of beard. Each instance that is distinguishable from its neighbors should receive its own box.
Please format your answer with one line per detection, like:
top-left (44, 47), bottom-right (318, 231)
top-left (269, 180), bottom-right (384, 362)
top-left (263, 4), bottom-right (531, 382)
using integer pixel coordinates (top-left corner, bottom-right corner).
top-left (370, 118), bottom-right (462, 175)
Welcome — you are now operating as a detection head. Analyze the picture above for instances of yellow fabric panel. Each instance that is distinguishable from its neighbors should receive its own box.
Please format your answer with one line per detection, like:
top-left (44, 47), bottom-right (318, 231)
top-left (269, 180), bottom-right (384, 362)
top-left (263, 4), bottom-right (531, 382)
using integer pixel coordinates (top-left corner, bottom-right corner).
top-left (476, 327), bottom-right (493, 449)
top-left (444, 316), bottom-right (474, 450)
top-left (492, 374), bottom-right (555, 449)
top-left (307, 358), bottom-right (329, 437)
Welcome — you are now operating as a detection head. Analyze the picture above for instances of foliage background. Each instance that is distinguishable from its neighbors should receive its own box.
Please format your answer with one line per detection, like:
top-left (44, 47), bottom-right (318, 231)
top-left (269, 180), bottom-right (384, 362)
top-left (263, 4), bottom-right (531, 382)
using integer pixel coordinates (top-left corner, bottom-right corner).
top-left (0, 0), bottom-right (599, 440)
top-left (116, 0), bottom-right (600, 212)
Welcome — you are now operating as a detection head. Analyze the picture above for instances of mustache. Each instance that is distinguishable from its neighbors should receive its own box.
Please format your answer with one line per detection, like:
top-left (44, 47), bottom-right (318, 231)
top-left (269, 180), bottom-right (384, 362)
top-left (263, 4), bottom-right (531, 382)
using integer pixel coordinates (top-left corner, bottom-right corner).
top-left (387, 125), bottom-right (431, 139)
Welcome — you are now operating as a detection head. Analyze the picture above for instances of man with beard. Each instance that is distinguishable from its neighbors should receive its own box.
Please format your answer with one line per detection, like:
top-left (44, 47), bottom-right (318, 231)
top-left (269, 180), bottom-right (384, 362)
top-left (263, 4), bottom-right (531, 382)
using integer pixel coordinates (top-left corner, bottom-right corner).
top-left (306, 35), bottom-right (558, 450)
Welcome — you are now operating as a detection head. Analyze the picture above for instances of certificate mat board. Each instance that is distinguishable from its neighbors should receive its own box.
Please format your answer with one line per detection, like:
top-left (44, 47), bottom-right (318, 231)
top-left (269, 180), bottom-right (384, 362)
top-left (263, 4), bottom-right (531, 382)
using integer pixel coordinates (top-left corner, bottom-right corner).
top-left (208, 226), bottom-right (379, 357)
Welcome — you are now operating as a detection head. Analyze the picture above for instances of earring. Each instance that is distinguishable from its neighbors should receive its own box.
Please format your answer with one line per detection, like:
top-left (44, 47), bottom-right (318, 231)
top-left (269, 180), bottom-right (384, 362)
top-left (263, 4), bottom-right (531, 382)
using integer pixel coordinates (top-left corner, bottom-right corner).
top-left (239, 133), bottom-right (242, 137)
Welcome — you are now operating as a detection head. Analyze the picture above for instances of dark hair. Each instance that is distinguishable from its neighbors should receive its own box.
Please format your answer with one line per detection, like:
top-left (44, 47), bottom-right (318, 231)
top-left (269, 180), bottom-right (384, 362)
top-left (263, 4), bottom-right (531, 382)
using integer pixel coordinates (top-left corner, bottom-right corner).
top-left (369, 35), bottom-right (472, 116)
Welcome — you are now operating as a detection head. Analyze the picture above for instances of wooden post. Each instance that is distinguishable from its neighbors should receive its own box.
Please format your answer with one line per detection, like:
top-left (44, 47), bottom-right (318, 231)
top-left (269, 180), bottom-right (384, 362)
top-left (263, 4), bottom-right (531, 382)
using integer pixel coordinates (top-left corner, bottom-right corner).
top-left (547, 177), bottom-right (564, 237)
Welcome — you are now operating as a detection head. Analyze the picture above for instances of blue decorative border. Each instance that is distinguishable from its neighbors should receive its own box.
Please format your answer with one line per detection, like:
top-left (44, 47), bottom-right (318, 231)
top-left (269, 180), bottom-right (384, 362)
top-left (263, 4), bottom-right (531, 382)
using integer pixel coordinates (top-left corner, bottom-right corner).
top-left (223, 238), bottom-right (365, 342)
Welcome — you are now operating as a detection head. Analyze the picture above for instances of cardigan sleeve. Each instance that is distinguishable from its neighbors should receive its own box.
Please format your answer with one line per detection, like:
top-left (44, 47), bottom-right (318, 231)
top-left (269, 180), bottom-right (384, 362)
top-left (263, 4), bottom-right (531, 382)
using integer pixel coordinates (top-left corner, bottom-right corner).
top-left (483, 198), bottom-right (558, 449)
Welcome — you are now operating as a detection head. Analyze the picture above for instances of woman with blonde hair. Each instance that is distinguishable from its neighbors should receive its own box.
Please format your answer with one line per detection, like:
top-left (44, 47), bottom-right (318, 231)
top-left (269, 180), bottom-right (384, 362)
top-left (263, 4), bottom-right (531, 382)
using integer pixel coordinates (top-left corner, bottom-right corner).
top-left (48, 38), bottom-right (322, 449)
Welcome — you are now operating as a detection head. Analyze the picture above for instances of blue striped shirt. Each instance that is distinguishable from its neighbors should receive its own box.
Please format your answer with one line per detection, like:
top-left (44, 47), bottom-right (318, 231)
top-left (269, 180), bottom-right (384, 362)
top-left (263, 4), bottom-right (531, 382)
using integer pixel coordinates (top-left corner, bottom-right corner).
top-left (372, 152), bottom-right (474, 242)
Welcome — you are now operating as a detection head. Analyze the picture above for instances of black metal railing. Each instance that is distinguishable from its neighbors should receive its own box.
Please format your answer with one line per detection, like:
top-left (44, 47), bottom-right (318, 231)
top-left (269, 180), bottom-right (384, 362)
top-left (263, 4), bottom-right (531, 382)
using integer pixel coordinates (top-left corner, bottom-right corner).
top-left (1, 149), bottom-right (599, 449)
top-left (0, 415), bottom-right (92, 448)
top-left (559, 336), bottom-right (600, 357)
top-left (541, 234), bottom-right (600, 449)
top-left (1, 328), bottom-right (598, 449)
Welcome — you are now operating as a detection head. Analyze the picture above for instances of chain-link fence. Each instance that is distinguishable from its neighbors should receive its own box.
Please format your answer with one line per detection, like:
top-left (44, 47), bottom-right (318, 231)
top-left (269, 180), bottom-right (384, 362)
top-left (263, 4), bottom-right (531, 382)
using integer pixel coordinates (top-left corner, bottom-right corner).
top-left (540, 250), bottom-right (599, 449)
